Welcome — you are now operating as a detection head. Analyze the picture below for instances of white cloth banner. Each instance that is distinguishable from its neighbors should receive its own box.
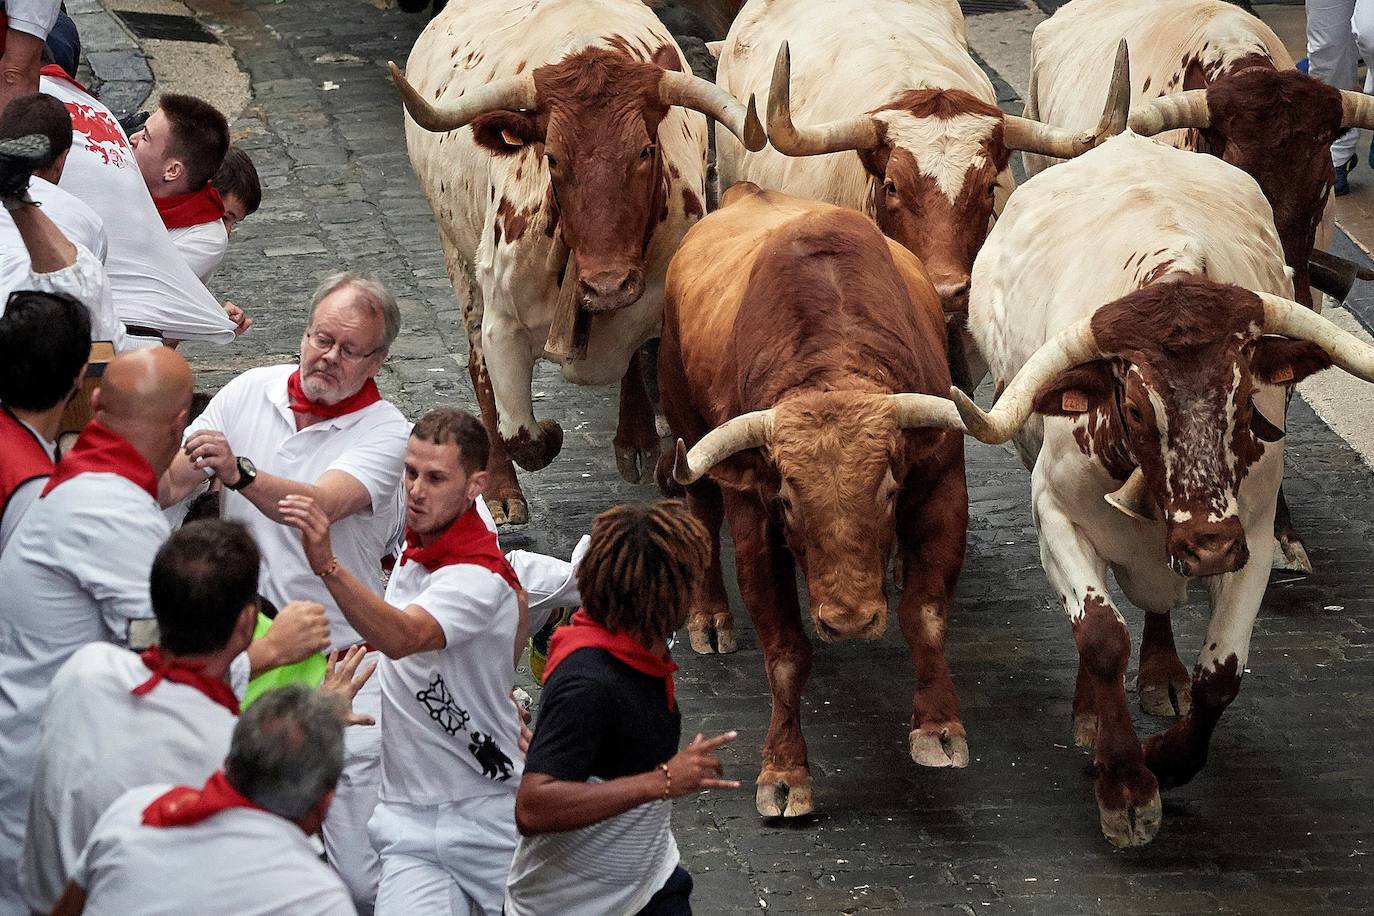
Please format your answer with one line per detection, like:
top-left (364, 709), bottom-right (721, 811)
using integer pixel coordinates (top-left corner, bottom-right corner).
top-left (39, 73), bottom-right (236, 344)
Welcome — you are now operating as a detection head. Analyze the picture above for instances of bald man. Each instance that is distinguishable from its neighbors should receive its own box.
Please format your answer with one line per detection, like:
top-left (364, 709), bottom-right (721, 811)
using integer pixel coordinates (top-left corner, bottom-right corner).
top-left (0, 348), bottom-right (194, 912)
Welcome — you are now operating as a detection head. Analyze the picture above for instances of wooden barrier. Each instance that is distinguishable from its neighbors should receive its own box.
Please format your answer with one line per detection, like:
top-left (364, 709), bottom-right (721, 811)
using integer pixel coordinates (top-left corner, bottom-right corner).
top-left (58, 340), bottom-right (114, 443)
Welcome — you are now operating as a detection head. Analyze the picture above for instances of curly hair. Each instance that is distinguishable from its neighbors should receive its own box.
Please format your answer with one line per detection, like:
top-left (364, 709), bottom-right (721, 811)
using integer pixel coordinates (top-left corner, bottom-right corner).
top-left (577, 500), bottom-right (711, 646)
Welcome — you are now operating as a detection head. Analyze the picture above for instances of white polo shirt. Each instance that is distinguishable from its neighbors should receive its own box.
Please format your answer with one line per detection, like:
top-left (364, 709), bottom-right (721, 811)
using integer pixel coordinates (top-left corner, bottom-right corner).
top-left (20, 643), bottom-right (236, 913)
top-left (378, 548), bottom-right (524, 806)
top-left (168, 219), bottom-right (229, 285)
top-left (4, 1), bottom-right (61, 39)
top-left (71, 784), bottom-right (356, 916)
top-left (185, 364), bottom-right (409, 650)
top-left (0, 469), bottom-right (165, 905)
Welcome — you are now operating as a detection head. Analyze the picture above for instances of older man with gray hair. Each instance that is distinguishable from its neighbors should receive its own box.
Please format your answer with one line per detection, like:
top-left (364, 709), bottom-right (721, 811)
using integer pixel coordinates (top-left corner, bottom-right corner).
top-left (50, 686), bottom-right (356, 915)
top-left (158, 271), bottom-right (410, 913)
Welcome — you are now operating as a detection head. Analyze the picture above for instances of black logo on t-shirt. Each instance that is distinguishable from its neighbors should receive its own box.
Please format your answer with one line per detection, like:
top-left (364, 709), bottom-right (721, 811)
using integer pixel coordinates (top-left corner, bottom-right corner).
top-left (469, 731), bottom-right (515, 780)
top-left (416, 674), bottom-right (471, 736)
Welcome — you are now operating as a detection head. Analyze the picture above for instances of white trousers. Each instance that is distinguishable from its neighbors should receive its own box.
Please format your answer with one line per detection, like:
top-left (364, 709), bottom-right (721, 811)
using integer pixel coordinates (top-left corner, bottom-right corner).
top-left (368, 794), bottom-right (519, 916)
top-left (323, 654), bottom-right (383, 915)
top-left (1308, 0), bottom-right (1374, 162)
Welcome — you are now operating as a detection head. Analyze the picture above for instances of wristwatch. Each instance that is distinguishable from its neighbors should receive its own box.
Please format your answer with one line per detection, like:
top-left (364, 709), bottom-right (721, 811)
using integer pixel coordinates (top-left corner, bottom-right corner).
top-left (227, 456), bottom-right (258, 491)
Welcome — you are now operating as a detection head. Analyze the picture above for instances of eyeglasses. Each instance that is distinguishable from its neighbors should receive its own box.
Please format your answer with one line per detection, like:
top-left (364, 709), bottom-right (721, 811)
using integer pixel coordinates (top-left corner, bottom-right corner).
top-left (304, 329), bottom-right (384, 364)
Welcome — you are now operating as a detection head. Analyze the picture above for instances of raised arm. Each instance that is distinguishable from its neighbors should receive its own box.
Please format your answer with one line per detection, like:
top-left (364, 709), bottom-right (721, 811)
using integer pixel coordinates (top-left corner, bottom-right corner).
top-left (278, 494), bottom-right (444, 659)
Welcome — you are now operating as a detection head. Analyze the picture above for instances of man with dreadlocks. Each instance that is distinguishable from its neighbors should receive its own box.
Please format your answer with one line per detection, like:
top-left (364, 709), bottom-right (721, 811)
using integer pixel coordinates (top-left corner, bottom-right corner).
top-left (506, 500), bottom-right (741, 916)
top-left (281, 407), bottom-right (531, 916)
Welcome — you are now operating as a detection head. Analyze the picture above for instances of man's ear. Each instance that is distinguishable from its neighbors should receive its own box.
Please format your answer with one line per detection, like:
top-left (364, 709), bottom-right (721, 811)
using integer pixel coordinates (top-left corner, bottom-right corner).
top-left (471, 111), bottom-right (544, 156)
top-left (164, 159), bottom-right (186, 185)
top-left (1032, 360), bottom-right (1117, 416)
top-left (234, 601), bottom-right (258, 649)
top-left (467, 468), bottom-right (490, 502)
top-left (1251, 338), bottom-right (1332, 386)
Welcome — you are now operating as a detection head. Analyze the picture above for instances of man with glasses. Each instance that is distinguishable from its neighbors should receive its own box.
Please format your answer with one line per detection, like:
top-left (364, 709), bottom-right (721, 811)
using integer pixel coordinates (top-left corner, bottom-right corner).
top-left (158, 271), bottom-right (410, 914)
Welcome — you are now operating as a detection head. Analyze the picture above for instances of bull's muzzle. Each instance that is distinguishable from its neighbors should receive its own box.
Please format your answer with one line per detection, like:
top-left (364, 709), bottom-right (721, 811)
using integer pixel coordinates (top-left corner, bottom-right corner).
top-left (1166, 517), bottom-right (1248, 578)
top-left (813, 603), bottom-right (886, 642)
top-left (577, 267), bottom-right (645, 312)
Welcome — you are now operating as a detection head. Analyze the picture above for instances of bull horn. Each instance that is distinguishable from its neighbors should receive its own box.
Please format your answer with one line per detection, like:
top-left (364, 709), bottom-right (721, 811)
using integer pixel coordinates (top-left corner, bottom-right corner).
top-left (1256, 291), bottom-right (1374, 382)
top-left (389, 61), bottom-right (537, 133)
top-left (672, 409), bottom-right (775, 484)
top-left (767, 41), bottom-right (880, 156)
top-left (1341, 89), bottom-right (1374, 131)
top-left (1104, 468), bottom-right (1156, 521)
top-left (1003, 39), bottom-right (1131, 158)
top-left (889, 393), bottom-right (966, 431)
top-left (659, 70), bottom-right (767, 152)
top-left (1127, 89), bottom-right (1210, 136)
top-left (949, 315), bottom-right (1103, 443)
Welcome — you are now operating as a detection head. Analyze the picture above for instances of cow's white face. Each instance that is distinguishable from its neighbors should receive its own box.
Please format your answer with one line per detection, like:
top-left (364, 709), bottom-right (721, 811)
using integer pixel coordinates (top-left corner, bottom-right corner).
top-left (859, 90), bottom-right (1009, 314)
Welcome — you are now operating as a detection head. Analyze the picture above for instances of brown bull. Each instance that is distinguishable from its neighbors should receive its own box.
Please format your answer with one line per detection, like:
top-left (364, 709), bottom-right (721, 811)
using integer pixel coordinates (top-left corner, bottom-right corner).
top-left (658, 184), bottom-right (968, 817)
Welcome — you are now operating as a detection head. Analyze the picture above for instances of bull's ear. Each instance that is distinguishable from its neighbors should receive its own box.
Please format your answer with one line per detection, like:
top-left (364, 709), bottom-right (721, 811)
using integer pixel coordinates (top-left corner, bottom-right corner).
top-left (1251, 338), bottom-right (1332, 386)
top-left (857, 144), bottom-right (891, 180)
top-left (652, 43), bottom-right (684, 73)
top-left (1031, 360), bottom-right (1116, 416)
top-left (471, 111), bottom-right (543, 155)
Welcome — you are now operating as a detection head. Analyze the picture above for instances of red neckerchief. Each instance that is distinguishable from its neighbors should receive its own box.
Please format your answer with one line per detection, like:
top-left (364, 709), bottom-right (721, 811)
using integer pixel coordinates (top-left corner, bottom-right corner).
top-left (130, 645), bottom-right (240, 716)
top-left (154, 182), bottom-right (226, 230)
top-left (142, 770), bottom-right (264, 828)
top-left (40, 421), bottom-right (158, 501)
top-left (285, 370), bottom-right (382, 420)
top-left (38, 63), bottom-right (91, 94)
top-left (400, 504), bottom-right (521, 593)
top-left (543, 611), bottom-right (678, 710)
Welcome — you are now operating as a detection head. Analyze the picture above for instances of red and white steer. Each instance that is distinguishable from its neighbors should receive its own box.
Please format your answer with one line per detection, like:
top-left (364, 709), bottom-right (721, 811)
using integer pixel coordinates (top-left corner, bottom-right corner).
top-left (392, 0), bottom-right (763, 523)
top-left (956, 132), bottom-right (1374, 847)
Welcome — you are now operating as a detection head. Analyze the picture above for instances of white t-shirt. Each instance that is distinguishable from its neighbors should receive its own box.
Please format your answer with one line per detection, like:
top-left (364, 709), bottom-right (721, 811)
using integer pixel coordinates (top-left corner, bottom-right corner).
top-left (185, 365), bottom-right (409, 649)
top-left (72, 784), bottom-right (356, 916)
top-left (39, 74), bottom-right (236, 344)
top-left (378, 553), bottom-right (525, 806)
top-left (20, 643), bottom-right (236, 913)
top-left (4, 1), bottom-right (60, 39)
top-left (168, 219), bottom-right (229, 285)
top-left (0, 471), bottom-right (165, 902)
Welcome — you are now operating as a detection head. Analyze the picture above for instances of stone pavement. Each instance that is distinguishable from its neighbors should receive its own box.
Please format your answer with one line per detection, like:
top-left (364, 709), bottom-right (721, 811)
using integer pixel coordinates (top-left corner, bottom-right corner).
top-left (161, 0), bottom-right (1374, 911)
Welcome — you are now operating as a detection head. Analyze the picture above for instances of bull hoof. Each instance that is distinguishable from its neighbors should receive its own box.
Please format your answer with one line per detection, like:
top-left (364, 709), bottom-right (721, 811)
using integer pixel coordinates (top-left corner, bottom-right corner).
top-left (909, 725), bottom-right (969, 768)
top-left (687, 610), bottom-right (736, 654)
top-left (506, 419), bottom-right (564, 472)
top-left (756, 779), bottom-right (813, 818)
top-left (1138, 675), bottom-right (1192, 718)
top-left (1097, 786), bottom-right (1162, 848)
top-left (1271, 536), bottom-right (1313, 574)
top-left (614, 439), bottom-right (661, 485)
top-left (484, 492), bottom-right (529, 527)
top-left (1073, 712), bottom-right (1099, 749)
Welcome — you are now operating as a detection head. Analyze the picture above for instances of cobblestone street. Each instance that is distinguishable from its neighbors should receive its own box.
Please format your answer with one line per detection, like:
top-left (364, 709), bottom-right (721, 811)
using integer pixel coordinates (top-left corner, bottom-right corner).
top-left (172, 0), bottom-right (1374, 911)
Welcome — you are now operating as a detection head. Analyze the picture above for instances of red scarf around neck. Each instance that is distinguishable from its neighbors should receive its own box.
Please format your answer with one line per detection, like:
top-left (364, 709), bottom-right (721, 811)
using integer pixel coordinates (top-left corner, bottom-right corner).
top-left (131, 645), bottom-right (240, 716)
top-left (543, 611), bottom-right (678, 710)
top-left (286, 370), bottom-right (382, 420)
top-left (154, 182), bottom-right (226, 230)
top-left (40, 421), bottom-right (158, 501)
top-left (142, 770), bottom-right (264, 828)
top-left (401, 504), bottom-right (521, 593)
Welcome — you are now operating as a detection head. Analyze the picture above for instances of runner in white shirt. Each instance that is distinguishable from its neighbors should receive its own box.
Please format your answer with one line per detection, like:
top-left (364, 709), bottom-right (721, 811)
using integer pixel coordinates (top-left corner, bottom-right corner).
top-left (281, 408), bottom-right (529, 916)
top-left (21, 520), bottom-right (375, 914)
top-left (51, 686), bottom-right (358, 916)
top-left (159, 272), bottom-right (409, 914)
top-left (0, 347), bottom-right (193, 914)
top-left (39, 71), bottom-right (239, 344)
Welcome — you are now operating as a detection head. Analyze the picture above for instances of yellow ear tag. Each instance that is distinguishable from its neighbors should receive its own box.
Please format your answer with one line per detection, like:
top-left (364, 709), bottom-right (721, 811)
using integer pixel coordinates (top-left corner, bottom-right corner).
top-left (1061, 391), bottom-right (1089, 413)
top-left (1270, 366), bottom-right (1294, 384)
top-left (500, 129), bottom-right (524, 147)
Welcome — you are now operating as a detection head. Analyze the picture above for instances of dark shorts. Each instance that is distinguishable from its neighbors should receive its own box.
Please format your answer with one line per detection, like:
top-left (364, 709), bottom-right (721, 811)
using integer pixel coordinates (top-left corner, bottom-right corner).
top-left (634, 866), bottom-right (694, 916)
